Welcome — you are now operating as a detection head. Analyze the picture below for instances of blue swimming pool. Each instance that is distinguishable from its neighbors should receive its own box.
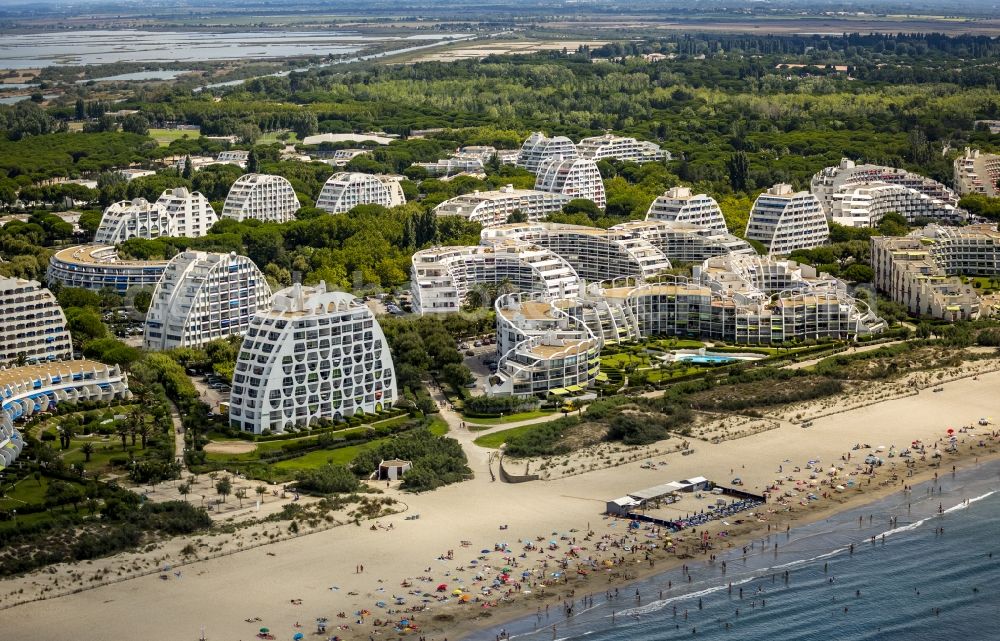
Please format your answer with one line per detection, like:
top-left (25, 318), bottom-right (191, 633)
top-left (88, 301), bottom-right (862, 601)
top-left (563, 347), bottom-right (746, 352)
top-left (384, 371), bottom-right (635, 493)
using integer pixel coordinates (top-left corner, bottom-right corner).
top-left (675, 354), bottom-right (738, 364)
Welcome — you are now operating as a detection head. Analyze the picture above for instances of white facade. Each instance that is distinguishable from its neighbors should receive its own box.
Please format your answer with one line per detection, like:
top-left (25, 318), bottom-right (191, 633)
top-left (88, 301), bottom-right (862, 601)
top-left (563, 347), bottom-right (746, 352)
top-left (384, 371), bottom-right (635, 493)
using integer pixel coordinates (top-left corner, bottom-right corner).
top-left (954, 148), bottom-right (1000, 197)
top-left (533, 157), bottom-right (606, 208)
top-left (143, 251), bottom-right (273, 351)
top-left (412, 157), bottom-right (485, 177)
top-left (228, 282), bottom-right (397, 434)
top-left (482, 222), bottom-right (671, 284)
top-left (746, 184), bottom-right (829, 255)
top-left (646, 187), bottom-right (728, 235)
top-left (811, 158), bottom-right (960, 214)
top-left (217, 150), bottom-right (249, 166)
top-left (829, 182), bottom-right (963, 228)
top-left (610, 220), bottom-right (756, 263)
top-left (156, 187), bottom-right (219, 238)
top-left (94, 198), bottom-right (171, 244)
top-left (0, 361), bottom-right (131, 470)
top-left (316, 173), bottom-right (407, 214)
top-left (47, 245), bottom-right (168, 293)
top-left (411, 240), bottom-right (580, 315)
top-left (515, 132), bottom-right (578, 174)
top-left (433, 185), bottom-right (570, 227)
top-left (577, 134), bottom-right (669, 163)
top-left (221, 174), bottom-right (301, 223)
top-left (0, 276), bottom-right (72, 367)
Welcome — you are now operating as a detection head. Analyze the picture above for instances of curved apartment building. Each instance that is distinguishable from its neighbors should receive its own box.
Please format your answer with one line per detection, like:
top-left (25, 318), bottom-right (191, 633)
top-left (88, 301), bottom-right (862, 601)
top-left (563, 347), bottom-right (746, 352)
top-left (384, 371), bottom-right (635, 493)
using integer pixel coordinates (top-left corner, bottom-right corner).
top-left (0, 361), bottom-right (130, 470)
top-left (47, 245), bottom-right (168, 293)
top-left (156, 187), bottom-right (219, 238)
top-left (0, 276), bottom-right (72, 366)
top-left (811, 158), bottom-right (960, 214)
top-left (221, 174), bottom-right (301, 223)
top-left (315, 172), bottom-right (407, 214)
top-left (534, 157), bottom-right (606, 208)
top-left (953, 148), bottom-right (1000, 197)
top-left (433, 185), bottom-right (570, 228)
top-left (411, 240), bottom-right (580, 315)
top-left (94, 198), bottom-right (172, 244)
top-left (609, 220), bottom-right (755, 264)
top-left (228, 282), bottom-right (397, 434)
top-left (515, 132), bottom-right (578, 174)
top-left (577, 134), bottom-right (669, 163)
top-left (646, 187), bottom-right (728, 235)
top-left (745, 184), bottom-right (829, 255)
top-left (482, 222), bottom-right (672, 284)
top-left (143, 251), bottom-right (273, 351)
top-left (829, 182), bottom-right (962, 228)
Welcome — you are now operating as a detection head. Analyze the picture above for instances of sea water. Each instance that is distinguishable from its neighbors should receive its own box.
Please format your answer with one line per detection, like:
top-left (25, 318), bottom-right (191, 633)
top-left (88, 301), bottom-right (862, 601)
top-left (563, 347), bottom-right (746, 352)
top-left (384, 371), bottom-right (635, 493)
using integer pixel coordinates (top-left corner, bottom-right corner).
top-left (465, 459), bottom-right (1000, 641)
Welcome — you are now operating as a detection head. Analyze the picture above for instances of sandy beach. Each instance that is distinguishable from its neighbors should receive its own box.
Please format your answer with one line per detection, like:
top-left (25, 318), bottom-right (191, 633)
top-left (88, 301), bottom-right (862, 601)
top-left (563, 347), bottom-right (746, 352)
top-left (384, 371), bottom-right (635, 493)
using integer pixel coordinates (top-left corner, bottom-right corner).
top-left (2, 366), bottom-right (999, 641)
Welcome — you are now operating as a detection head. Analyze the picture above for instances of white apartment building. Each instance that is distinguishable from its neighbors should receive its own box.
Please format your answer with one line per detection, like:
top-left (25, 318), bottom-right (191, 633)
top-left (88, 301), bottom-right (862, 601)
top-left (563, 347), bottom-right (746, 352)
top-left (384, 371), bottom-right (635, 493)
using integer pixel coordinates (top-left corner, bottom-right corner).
top-left (745, 184), bottom-right (829, 255)
top-left (156, 187), bottom-right (219, 238)
top-left (94, 198), bottom-right (172, 244)
top-left (482, 222), bottom-right (671, 284)
top-left (47, 245), bottom-right (168, 293)
top-left (221, 174), bottom-right (301, 223)
top-left (811, 158), bottom-right (959, 214)
top-left (143, 251), bottom-right (273, 351)
top-left (412, 157), bottom-right (486, 177)
top-left (954, 148), bottom-right (1000, 197)
top-left (411, 240), bottom-right (580, 315)
top-left (433, 185), bottom-right (570, 228)
top-left (577, 134), bottom-right (669, 163)
top-left (315, 173), bottom-right (407, 214)
top-left (829, 182), bottom-right (963, 228)
top-left (533, 157), bottom-right (606, 208)
top-left (228, 282), bottom-right (397, 434)
top-left (646, 187), bottom-right (728, 235)
top-left (515, 132), bottom-right (578, 174)
top-left (609, 220), bottom-right (755, 263)
top-left (0, 276), bottom-right (72, 367)
top-left (217, 150), bottom-right (249, 166)
top-left (327, 149), bottom-right (371, 167)
top-left (0, 361), bottom-right (131, 470)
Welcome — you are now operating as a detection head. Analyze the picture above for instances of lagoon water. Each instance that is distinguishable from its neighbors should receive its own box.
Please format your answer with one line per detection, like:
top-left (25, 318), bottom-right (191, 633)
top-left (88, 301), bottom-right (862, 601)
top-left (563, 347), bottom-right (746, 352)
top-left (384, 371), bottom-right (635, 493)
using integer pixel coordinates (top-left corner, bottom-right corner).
top-left (0, 29), bottom-right (459, 68)
top-left (466, 459), bottom-right (1000, 641)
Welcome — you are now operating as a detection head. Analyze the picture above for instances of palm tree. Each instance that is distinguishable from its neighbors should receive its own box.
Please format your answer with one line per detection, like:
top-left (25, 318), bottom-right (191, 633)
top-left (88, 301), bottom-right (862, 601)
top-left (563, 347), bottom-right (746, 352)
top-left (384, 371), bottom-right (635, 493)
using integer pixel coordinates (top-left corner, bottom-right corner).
top-left (115, 422), bottom-right (129, 452)
top-left (81, 442), bottom-right (95, 463)
top-left (256, 485), bottom-right (267, 504)
top-left (137, 421), bottom-right (152, 450)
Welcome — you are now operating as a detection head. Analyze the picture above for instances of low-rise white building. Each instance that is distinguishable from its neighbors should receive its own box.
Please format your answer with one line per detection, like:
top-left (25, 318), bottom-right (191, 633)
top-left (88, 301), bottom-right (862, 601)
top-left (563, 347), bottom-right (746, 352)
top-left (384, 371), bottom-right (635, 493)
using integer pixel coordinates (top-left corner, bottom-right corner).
top-left (315, 172), bottom-right (406, 214)
top-left (646, 187), bottom-right (728, 235)
top-left (745, 184), bottom-right (829, 255)
top-left (228, 282), bottom-right (397, 434)
top-left (534, 157), bottom-right (606, 208)
top-left (577, 134), bottom-right (669, 163)
top-left (515, 132), bottom-right (578, 174)
top-left (47, 245), bottom-right (168, 293)
top-left (828, 182), bottom-right (963, 228)
top-left (609, 220), bottom-right (755, 263)
top-left (143, 251), bottom-right (273, 351)
top-left (0, 276), bottom-right (72, 367)
top-left (217, 150), bottom-right (249, 167)
top-left (954, 148), bottom-right (1000, 197)
top-left (221, 174), bottom-right (301, 223)
top-left (811, 158), bottom-right (960, 214)
top-left (433, 185), bottom-right (570, 227)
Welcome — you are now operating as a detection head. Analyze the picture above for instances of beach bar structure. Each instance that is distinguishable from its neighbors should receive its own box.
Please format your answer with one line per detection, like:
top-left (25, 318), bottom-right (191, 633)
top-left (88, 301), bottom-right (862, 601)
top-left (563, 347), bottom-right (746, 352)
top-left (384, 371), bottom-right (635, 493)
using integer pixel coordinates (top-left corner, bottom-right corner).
top-left (377, 459), bottom-right (412, 481)
top-left (606, 477), bottom-right (712, 515)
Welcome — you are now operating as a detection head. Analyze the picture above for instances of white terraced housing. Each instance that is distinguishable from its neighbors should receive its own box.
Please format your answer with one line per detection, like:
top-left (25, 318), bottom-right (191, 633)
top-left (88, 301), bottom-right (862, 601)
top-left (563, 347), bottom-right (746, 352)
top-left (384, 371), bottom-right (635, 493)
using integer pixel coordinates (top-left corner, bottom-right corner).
top-left (576, 134), bottom-right (669, 163)
top-left (316, 173), bottom-right (407, 213)
top-left (0, 276), bottom-right (72, 367)
top-left (515, 132), bottom-right (578, 174)
top-left (482, 222), bottom-right (671, 284)
top-left (94, 198), bottom-right (171, 244)
top-left (811, 158), bottom-right (960, 215)
top-left (872, 223), bottom-right (1000, 321)
top-left (533, 157), bottom-right (606, 208)
top-left (412, 157), bottom-right (486, 177)
top-left (828, 182), bottom-right (962, 228)
top-left (433, 185), bottom-right (570, 227)
top-left (411, 240), bottom-right (580, 315)
top-left (954, 148), bottom-right (1000, 197)
top-left (221, 174), bottom-right (301, 223)
top-left (143, 251), bottom-right (273, 351)
top-left (228, 282), bottom-right (397, 434)
top-left (156, 187), bottom-right (219, 238)
top-left (609, 220), bottom-right (756, 263)
top-left (217, 150), bottom-right (249, 165)
top-left (646, 187), bottom-right (728, 235)
top-left (47, 245), bottom-right (168, 293)
top-left (0, 361), bottom-right (130, 470)
top-left (746, 184), bottom-right (829, 255)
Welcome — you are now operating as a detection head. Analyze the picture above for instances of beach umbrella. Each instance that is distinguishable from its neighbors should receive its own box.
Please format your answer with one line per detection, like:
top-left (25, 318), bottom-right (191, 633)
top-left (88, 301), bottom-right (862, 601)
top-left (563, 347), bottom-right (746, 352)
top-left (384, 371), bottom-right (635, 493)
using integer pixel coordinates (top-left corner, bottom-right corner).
top-left (293, 635), bottom-right (304, 641)
top-left (436, 584), bottom-right (447, 592)
top-left (460, 594), bottom-right (472, 602)
top-left (453, 589), bottom-right (463, 595)
top-left (481, 549), bottom-right (491, 554)
top-left (259, 628), bottom-right (269, 634)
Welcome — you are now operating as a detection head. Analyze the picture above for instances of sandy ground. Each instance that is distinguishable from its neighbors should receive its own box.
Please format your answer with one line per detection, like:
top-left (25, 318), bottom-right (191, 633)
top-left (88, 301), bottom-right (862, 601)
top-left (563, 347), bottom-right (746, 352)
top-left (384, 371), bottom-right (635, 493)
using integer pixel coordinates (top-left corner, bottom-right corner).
top-left (204, 441), bottom-right (257, 455)
top-left (415, 41), bottom-right (609, 63)
top-left (2, 366), bottom-right (1000, 640)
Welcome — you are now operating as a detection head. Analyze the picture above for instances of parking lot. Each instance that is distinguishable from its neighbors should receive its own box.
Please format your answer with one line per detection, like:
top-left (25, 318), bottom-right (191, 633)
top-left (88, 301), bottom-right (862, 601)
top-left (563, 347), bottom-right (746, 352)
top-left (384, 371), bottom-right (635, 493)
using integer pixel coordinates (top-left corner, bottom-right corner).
top-left (190, 372), bottom-right (231, 414)
top-left (460, 338), bottom-right (498, 395)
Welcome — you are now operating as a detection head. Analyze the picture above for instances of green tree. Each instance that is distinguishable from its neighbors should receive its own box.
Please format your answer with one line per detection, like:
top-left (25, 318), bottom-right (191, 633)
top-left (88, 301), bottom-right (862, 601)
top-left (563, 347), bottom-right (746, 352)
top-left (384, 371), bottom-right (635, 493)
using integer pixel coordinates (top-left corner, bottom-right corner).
top-left (81, 441), bottom-right (95, 462)
top-left (726, 151), bottom-right (750, 192)
top-left (215, 476), bottom-right (232, 503)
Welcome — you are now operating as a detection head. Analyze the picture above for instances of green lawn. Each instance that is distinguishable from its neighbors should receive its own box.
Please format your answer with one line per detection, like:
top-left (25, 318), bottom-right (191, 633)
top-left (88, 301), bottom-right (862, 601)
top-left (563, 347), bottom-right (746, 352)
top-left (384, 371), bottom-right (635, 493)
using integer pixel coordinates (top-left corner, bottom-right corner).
top-left (464, 409), bottom-right (555, 428)
top-left (149, 128), bottom-right (200, 146)
top-left (427, 417), bottom-right (449, 436)
top-left (473, 423), bottom-right (550, 449)
top-left (271, 441), bottom-right (379, 471)
top-left (257, 130), bottom-right (299, 145)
